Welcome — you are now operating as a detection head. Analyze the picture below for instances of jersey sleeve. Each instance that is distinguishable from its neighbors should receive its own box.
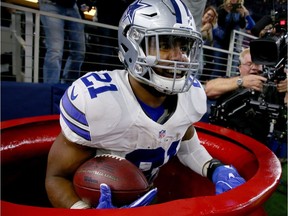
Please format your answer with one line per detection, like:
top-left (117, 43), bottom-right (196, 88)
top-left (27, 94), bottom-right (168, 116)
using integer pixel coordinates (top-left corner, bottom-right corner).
top-left (59, 80), bottom-right (91, 145)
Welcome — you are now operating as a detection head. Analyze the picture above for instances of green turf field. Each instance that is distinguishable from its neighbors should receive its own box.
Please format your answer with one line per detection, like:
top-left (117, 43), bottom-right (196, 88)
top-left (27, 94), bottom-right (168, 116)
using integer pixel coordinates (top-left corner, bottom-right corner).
top-left (263, 162), bottom-right (287, 216)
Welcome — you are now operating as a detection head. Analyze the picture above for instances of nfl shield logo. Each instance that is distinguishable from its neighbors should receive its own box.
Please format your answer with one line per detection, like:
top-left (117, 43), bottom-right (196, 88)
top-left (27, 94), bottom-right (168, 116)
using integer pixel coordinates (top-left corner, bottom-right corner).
top-left (159, 130), bottom-right (166, 139)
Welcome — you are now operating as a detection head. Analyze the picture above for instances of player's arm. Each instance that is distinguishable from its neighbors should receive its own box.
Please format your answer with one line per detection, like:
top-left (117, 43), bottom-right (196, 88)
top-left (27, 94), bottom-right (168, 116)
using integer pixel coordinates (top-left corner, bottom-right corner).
top-left (45, 132), bottom-right (95, 208)
top-left (177, 125), bottom-right (212, 176)
top-left (46, 132), bottom-right (157, 209)
top-left (177, 125), bottom-right (245, 194)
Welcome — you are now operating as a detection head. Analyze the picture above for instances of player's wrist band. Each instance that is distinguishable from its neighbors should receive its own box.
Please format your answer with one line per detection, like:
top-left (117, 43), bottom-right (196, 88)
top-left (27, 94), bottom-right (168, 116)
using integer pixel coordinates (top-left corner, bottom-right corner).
top-left (206, 159), bottom-right (224, 181)
top-left (70, 200), bottom-right (91, 209)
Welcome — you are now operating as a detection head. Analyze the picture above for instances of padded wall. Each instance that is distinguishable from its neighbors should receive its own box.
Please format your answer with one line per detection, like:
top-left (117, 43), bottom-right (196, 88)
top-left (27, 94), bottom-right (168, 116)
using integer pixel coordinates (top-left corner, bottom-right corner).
top-left (1, 81), bottom-right (69, 121)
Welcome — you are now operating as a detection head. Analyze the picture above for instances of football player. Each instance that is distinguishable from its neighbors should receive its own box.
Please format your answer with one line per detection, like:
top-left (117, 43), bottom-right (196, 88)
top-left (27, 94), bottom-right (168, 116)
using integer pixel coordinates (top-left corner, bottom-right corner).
top-left (45, 0), bottom-right (245, 209)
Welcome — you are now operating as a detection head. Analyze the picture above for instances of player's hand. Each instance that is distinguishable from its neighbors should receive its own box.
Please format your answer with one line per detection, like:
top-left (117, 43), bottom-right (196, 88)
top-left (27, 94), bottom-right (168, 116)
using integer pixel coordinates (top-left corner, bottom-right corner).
top-left (212, 165), bottom-right (246, 194)
top-left (96, 183), bottom-right (157, 209)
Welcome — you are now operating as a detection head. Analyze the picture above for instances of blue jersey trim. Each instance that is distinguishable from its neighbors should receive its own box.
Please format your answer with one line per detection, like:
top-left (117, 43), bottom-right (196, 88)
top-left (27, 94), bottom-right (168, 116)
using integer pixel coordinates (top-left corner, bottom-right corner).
top-left (62, 90), bottom-right (88, 126)
top-left (60, 112), bottom-right (91, 141)
top-left (137, 98), bottom-right (165, 122)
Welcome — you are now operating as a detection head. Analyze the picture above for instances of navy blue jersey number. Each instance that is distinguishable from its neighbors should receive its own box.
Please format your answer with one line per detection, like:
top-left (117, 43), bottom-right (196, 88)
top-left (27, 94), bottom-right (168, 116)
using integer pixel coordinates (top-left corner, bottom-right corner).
top-left (126, 140), bottom-right (180, 177)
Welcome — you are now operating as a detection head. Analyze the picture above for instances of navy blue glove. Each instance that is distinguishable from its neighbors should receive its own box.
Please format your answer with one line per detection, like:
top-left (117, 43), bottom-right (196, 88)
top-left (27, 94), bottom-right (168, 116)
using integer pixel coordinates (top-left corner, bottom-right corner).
top-left (212, 165), bottom-right (246, 194)
top-left (96, 183), bottom-right (157, 209)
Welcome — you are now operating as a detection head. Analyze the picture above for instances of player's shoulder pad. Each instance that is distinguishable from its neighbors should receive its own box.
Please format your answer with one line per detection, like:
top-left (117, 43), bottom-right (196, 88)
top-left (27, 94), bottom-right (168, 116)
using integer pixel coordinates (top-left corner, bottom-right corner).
top-left (188, 79), bottom-right (207, 115)
top-left (62, 77), bottom-right (88, 114)
top-left (65, 70), bottom-right (122, 108)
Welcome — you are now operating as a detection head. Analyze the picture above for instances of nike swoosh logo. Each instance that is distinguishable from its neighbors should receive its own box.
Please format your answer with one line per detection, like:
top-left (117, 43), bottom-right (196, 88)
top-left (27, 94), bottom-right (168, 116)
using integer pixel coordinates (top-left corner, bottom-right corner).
top-left (71, 86), bottom-right (78, 100)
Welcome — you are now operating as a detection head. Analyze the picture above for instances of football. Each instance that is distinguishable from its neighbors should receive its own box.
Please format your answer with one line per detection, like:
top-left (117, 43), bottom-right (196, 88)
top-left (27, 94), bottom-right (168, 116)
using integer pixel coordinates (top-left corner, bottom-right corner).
top-left (73, 154), bottom-right (150, 207)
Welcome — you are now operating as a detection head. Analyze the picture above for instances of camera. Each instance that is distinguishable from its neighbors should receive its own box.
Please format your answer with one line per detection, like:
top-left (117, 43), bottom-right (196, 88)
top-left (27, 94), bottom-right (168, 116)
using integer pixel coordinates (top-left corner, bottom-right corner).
top-left (250, 31), bottom-right (287, 82)
top-left (250, 8), bottom-right (287, 83)
top-left (209, 24), bottom-right (287, 144)
top-left (250, 32), bottom-right (287, 65)
top-left (250, 9), bottom-right (287, 64)
top-left (209, 86), bottom-right (287, 144)
top-left (231, 27), bottom-right (287, 143)
top-left (209, 8), bottom-right (287, 153)
top-left (231, 3), bottom-right (241, 12)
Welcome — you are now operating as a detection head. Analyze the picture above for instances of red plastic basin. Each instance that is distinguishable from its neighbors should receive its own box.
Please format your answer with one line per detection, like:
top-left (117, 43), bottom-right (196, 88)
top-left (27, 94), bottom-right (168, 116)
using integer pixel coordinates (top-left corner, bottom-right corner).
top-left (0, 115), bottom-right (281, 216)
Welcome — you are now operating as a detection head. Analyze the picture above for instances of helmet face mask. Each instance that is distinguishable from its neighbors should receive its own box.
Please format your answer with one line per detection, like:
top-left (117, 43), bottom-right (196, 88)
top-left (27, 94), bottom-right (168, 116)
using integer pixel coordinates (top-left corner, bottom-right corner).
top-left (118, 0), bottom-right (203, 94)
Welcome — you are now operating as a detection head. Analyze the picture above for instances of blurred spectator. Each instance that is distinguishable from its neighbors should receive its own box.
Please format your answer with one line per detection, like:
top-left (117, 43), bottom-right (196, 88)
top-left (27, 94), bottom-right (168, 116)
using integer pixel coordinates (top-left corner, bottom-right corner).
top-left (201, 6), bottom-right (218, 46)
top-left (213, 0), bottom-right (247, 50)
top-left (210, 0), bottom-right (247, 78)
top-left (250, 15), bottom-right (275, 38)
top-left (258, 24), bottom-right (276, 38)
top-left (200, 6), bottom-right (218, 81)
top-left (39, 0), bottom-right (86, 84)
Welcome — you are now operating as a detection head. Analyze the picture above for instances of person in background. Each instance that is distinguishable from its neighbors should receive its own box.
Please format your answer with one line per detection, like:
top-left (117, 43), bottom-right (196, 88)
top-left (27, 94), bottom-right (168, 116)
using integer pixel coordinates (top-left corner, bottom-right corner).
top-left (258, 23), bottom-right (276, 38)
top-left (205, 48), bottom-right (287, 157)
top-left (210, 0), bottom-right (249, 78)
top-left (39, 0), bottom-right (86, 84)
top-left (200, 5), bottom-right (218, 81)
top-left (45, 0), bottom-right (245, 209)
top-left (206, 48), bottom-right (287, 100)
top-left (201, 6), bottom-right (218, 46)
top-left (205, 48), bottom-right (266, 99)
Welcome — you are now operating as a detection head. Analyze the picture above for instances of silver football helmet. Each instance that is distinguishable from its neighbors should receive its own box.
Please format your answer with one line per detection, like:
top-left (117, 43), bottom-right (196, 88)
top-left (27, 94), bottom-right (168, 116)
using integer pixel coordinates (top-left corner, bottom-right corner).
top-left (118, 0), bottom-right (203, 94)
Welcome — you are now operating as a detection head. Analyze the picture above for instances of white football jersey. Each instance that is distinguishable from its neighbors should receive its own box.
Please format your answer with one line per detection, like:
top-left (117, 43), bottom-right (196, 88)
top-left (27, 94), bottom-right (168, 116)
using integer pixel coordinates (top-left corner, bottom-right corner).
top-left (60, 70), bottom-right (207, 180)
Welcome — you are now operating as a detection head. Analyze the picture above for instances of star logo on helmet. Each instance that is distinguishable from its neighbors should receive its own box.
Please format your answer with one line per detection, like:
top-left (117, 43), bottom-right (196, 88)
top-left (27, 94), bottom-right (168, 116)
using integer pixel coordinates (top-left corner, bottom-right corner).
top-left (122, 0), bottom-right (151, 24)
